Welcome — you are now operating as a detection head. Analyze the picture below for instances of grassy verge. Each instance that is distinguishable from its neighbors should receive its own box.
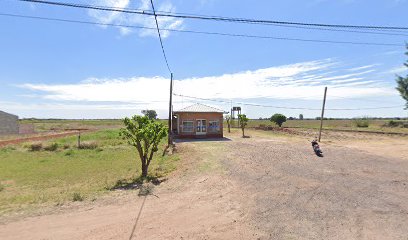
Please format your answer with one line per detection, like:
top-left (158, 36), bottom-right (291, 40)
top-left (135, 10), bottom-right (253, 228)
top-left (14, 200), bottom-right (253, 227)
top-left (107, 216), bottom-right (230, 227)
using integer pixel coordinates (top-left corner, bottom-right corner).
top-left (0, 128), bottom-right (178, 215)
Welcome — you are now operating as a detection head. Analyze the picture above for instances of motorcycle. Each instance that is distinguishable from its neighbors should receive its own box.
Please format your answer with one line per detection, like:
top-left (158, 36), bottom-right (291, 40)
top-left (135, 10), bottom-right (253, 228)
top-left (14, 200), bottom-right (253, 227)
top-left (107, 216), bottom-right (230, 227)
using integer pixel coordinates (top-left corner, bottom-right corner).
top-left (311, 139), bottom-right (323, 156)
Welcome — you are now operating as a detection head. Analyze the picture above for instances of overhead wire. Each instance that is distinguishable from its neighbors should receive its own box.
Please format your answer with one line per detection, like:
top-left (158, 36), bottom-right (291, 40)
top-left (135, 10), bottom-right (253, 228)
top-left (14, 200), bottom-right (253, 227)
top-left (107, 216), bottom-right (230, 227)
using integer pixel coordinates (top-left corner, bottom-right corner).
top-left (17, 0), bottom-right (408, 31)
top-left (173, 93), bottom-right (405, 111)
top-left (0, 12), bottom-right (404, 47)
top-left (149, 0), bottom-right (172, 74)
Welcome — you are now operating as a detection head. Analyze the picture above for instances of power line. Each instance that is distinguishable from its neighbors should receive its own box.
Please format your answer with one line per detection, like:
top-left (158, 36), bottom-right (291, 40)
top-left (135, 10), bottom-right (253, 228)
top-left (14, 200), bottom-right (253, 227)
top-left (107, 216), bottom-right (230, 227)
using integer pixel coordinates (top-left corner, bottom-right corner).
top-left (149, 0), bottom-right (172, 74)
top-left (18, 0), bottom-right (408, 36)
top-left (18, 0), bottom-right (408, 31)
top-left (173, 93), bottom-right (405, 111)
top-left (0, 12), bottom-right (404, 47)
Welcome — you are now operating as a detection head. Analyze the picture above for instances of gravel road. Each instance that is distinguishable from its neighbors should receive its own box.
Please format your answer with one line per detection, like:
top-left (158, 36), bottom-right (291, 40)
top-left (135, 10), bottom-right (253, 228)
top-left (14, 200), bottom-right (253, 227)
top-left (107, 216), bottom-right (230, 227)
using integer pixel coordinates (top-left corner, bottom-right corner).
top-left (222, 135), bottom-right (408, 239)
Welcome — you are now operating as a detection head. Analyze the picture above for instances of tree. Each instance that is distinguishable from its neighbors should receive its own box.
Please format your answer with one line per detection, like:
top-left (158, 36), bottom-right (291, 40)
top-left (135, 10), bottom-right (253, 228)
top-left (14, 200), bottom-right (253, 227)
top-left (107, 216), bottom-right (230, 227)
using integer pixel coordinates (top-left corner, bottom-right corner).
top-left (396, 44), bottom-right (408, 109)
top-left (120, 115), bottom-right (167, 178)
top-left (225, 115), bottom-right (231, 133)
top-left (238, 114), bottom-right (249, 137)
top-left (270, 113), bottom-right (287, 127)
top-left (141, 109), bottom-right (158, 120)
top-left (299, 114), bottom-right (304, 120)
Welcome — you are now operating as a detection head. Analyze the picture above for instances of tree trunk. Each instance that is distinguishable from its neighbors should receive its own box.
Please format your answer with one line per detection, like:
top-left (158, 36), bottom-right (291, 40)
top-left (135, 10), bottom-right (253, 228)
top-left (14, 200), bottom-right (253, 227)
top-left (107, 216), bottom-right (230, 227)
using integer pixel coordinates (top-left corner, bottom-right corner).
top-left (242, 127), bottom-right (245, 137)
top-left (228, 123), bottom-right (231, 133)
top-left (141, 160), bottom-right (148, 178)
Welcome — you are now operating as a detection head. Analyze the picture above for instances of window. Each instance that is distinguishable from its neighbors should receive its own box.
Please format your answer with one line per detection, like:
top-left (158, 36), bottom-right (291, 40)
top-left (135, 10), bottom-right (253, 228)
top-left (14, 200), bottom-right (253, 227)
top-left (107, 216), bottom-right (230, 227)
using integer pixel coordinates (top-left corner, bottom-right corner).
top-left (209, 120), bottom-right (220, 132)
top-left (182, 121), bottom-right (194, 133)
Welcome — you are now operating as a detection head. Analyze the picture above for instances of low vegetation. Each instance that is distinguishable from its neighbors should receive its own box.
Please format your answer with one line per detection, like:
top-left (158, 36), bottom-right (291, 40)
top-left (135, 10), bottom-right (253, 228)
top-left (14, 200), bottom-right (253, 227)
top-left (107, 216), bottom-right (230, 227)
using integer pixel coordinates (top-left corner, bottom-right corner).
top-left (0, 128), bottom-right (178, 215)
top-left (353, 117), bottom-right (370, 128)
top-left (29, 142), bottom-right (43, 151)
top-left (43, 142), bottom-right (59, 151)
top-left (387, 120), bottom-right (408, 128)
top-left (78, 141), bottom-right (98, 150)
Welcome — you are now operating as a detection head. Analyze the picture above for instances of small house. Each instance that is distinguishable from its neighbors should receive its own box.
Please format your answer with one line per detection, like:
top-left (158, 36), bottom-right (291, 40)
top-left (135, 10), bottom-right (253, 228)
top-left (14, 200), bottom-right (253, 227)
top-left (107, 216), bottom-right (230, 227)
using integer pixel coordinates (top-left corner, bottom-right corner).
top-left (0, 110), bottom-right (19, 135)
top-left (173, 103), bottom-right (224, 138)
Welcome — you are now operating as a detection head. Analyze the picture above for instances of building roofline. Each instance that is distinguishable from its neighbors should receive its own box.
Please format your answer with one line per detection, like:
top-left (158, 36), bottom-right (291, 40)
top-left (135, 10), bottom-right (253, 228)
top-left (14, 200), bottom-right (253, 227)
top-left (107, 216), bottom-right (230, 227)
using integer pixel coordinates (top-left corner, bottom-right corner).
top-left (0, 110), bottom-right (18, 118)
top-left (174, 103), bottom-right (225, 113)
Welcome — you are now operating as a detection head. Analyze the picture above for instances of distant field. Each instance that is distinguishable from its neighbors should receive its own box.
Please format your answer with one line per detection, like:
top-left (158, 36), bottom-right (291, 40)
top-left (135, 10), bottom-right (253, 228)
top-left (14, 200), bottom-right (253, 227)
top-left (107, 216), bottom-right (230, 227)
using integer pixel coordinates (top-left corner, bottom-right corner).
top-left (19, 119), bottom-right (123, 132)
top-left (0, 128), bottom-right (178, 216)
top-left (231, 119), bottom-right (408, 134)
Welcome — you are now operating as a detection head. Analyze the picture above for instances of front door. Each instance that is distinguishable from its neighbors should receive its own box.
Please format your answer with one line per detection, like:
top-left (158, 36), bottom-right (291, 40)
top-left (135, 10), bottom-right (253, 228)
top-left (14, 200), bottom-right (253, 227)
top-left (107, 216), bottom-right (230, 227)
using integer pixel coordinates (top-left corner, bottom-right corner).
top-left (196, 119), bottom-right (207, 135)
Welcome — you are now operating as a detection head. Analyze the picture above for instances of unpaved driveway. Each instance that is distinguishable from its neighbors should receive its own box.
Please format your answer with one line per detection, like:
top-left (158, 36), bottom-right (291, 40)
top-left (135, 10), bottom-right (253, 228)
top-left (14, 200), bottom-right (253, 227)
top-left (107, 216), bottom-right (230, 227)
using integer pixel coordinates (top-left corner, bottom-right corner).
top-left (223, 132), bottom-right (408, 239)
top-left (0, 130), bottom-right (407, 239)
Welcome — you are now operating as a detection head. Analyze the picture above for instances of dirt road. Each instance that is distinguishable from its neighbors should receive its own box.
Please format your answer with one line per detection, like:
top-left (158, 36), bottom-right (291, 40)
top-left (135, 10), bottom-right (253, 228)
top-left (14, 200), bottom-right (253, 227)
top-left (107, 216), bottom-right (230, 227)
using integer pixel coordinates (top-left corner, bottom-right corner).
top-left (0, 130), bottom-right (407, 239)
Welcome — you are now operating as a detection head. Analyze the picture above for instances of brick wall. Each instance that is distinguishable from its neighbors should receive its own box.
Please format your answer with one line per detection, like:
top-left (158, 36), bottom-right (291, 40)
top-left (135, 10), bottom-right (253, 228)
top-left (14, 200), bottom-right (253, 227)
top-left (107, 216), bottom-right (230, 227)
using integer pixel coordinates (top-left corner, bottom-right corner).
top-left (0, 111), bottom-right (19, 135)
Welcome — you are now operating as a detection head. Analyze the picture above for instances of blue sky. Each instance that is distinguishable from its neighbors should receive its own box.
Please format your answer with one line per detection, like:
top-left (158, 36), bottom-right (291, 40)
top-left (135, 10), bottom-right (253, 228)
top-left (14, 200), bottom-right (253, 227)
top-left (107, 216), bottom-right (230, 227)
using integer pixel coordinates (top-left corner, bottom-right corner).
top-left (0, 0), bottom-right (407, 119)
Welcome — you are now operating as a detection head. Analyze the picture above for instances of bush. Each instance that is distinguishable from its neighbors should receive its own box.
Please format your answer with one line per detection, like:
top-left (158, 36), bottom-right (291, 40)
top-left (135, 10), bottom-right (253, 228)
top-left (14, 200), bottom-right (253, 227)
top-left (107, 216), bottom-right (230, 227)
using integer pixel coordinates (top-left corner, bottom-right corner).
top-left (386, 120), bottom-right (408, 128)
top-left (63, 144), bottom-right (70, 149)
top-left (44, 143), bottom-right (59, 151)
top-left (72, 192), bottom-right (84, 202)
top-left (354, 118), bottom-right (370, 128)
top-left (29, 142), bottom-right (43, 151)
top-left (387, 120), bottom-right (400, 127)
top-left (78, 141), bottom-right (98, 150)
top-left (0, 183), bottom-right (4, 192)
top-left (270, 113), bottom-right (287, 127)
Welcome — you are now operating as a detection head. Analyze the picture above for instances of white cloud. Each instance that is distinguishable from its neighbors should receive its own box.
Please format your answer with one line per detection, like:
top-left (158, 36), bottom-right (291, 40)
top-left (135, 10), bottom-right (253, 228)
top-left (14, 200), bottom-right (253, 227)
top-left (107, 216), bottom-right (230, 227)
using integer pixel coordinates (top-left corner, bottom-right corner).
top-left (389, 66), bottom-right (407, 75)
top-left (19, 59), bottom-right (396, 113)
top-left (88, 0), bottom-right (184, 38)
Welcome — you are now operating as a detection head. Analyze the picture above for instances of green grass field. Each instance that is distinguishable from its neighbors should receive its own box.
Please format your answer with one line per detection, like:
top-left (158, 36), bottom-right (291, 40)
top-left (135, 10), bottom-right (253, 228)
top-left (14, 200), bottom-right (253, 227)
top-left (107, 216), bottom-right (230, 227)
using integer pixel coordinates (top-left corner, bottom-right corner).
top-left (0, 128), bottom-right (178, 215)
top-left (233, 119), bottom-right (408, 134)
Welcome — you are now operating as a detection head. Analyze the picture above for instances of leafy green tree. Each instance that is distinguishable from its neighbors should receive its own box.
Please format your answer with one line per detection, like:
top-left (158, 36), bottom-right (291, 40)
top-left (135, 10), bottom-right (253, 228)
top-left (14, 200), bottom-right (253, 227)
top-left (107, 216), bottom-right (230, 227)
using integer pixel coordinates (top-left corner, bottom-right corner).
top-left (120, 115), bottom-right (167, 178)
top-left (238, 114), bottom-right (249, 137)
top-left (225, 115), bottom-right (231, 133)
top-left (299, 114), bottom-right (304, 120)
top-left (270, 113), bottom-right (287, 127)
top-left (396, 44), bottom-right (408, 109)
top-left (141, 109), bottom-right (158, 120)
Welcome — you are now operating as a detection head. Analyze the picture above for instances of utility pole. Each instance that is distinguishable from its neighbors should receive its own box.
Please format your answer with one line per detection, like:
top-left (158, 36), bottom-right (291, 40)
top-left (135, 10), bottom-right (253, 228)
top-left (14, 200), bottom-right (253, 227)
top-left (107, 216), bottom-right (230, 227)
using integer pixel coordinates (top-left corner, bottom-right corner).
top-left (168, 73), bottom-right (173, 146)
top-left (318, 87), bottom-right (328, 142)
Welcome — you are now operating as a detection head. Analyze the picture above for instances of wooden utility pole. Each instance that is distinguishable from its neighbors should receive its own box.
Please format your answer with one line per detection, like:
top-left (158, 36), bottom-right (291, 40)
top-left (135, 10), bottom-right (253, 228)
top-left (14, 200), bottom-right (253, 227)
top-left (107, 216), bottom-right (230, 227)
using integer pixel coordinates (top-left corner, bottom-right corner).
top-left (77, 130), bottom-right (81, 148)
top-left (318, 87), bottom-right (328, 142)
top-left (168, 73), bottom-right (173, 145)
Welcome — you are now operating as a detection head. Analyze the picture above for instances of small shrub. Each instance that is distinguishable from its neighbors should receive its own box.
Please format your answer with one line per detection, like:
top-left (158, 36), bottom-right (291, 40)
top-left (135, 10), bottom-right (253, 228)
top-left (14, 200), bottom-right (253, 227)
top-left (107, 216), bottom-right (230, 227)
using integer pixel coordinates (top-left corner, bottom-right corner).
top-left (29, 142), bottom-right (43, 151)
top-left (64, 149), bottom-right (74, 156)
top-left (44, 143), bottom-right (59, 151)
top-left (385, 120), bottom-right (408, 128)
top-left (354, 118), bottom-right (369, 128)
top-left (78, 141), bottom-right (98, 150)
top-left (0, 183), bottom-right (4, 192)
top-left (72, 192), bottom-right (84, 202)
top-left (63, 144), bottom-right (70, 149)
